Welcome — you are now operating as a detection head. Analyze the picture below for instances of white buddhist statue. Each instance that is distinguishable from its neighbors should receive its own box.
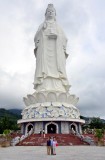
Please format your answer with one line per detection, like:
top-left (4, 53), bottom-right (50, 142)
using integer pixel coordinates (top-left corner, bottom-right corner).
top-left (34, 4), bottom-right (70, 92)
top-left (18, 4), bottom-right (83, 135)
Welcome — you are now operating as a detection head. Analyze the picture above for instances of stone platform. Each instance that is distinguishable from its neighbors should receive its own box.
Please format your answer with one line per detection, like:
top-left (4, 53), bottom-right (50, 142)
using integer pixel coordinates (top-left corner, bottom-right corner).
top-left (17, 134), bottom-right (88, 146)
top-left (0, 146), bottom-right (105, 160)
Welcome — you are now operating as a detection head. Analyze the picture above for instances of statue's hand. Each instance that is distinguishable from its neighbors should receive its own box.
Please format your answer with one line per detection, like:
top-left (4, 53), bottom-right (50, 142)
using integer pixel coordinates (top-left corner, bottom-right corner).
top-left (48, 34), bottom-right (57, 39)
top-left (35, 39), bottom-right (39, 47)
top-left (34, 48), bottom-right (37, 57)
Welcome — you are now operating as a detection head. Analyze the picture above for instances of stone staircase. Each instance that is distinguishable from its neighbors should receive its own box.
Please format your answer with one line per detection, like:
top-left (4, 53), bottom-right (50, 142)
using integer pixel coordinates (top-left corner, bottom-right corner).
top-left (17, 134), bottom-right (89, 146)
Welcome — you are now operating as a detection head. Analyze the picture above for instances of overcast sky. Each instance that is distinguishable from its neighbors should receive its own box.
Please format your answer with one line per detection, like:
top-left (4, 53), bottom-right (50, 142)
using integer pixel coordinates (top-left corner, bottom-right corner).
top-left (0, 0), bottom-right (105, 118)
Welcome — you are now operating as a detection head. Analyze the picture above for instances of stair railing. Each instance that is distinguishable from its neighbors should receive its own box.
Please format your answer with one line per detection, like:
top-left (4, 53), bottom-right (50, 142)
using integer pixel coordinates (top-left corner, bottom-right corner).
top-left (11, 128), bottom-right (34, 146)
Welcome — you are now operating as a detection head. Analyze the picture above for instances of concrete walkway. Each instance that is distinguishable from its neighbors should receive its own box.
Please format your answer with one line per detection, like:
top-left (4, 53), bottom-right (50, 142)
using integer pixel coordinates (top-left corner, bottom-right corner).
top-left (0, 146), bottom-right (105, 160)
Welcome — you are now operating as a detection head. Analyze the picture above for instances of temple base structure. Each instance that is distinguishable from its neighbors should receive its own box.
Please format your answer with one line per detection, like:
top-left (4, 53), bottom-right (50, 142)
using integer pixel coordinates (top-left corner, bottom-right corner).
top-left (17, 91), bottom-right (85, 135)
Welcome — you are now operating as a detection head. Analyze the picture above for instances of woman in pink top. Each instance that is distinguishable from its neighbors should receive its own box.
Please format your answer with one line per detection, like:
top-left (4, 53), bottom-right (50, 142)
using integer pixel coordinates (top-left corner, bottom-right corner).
top-left (52, 137), bottom-right (57, 155)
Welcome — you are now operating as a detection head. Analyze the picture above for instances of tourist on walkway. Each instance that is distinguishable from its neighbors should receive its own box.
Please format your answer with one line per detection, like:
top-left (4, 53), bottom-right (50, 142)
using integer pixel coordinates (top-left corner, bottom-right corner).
top-left (52, 137), bottom-right (57, 155)
top-left (40, 128), bottom-right (43, 137)
top-left (47, 137), bottom-right (51, 155)
top-left (42, 129), bottom-right (45, 138)
top-left (50, 137), bottom-right (53, 155)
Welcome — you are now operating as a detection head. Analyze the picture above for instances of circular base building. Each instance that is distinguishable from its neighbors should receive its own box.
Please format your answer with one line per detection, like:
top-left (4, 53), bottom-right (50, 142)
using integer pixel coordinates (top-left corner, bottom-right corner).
top-left (17, 91), bottom-right (85, 135)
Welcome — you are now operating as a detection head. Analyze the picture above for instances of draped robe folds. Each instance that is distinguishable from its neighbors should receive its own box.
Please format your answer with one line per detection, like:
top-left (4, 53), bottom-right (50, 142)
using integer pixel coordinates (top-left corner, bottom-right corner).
top-left (34, 20), bottom-right (70, 92)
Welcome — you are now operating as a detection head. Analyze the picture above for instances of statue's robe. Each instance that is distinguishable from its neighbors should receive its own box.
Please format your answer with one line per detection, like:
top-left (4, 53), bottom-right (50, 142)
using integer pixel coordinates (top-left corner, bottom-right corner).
top-left (34, 20), bottom-right (70, 92)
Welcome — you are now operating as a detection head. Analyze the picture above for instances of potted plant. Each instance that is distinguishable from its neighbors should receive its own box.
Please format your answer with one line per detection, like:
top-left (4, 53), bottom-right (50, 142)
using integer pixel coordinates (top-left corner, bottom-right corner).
top-left (1, 129), bottom-right (11, 147)
top-left (95, 129), bottom-right (104, 146)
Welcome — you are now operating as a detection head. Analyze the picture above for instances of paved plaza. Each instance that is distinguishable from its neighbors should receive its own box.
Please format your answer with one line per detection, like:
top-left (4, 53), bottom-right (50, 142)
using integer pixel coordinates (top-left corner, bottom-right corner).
top-left (0, 146), bottom-right (105, 160)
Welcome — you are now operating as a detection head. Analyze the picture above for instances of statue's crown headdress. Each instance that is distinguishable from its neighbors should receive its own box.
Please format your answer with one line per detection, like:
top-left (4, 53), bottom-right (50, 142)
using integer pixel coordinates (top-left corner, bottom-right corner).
top-left (48, 4), bottom-right (54, 9)
top-left (45, 4), bottom-right (56, 15)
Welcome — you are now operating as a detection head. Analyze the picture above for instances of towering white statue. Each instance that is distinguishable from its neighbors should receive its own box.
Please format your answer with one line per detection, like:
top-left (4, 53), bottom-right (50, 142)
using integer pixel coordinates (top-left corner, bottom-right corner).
top-left (18, 4), bottom-right (83, 135)
top-left (34, 4), bottom-right (70, 92)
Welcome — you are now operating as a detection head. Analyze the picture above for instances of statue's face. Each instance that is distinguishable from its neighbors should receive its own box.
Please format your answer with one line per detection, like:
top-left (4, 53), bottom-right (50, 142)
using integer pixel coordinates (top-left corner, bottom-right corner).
top-left (45, 8), bottom-right (56, 20)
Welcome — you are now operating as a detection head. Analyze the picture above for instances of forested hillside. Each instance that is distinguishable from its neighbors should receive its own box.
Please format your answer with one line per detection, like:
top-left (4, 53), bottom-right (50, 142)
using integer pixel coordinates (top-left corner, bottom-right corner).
top-left (0, 108), bottom-right (22, 134)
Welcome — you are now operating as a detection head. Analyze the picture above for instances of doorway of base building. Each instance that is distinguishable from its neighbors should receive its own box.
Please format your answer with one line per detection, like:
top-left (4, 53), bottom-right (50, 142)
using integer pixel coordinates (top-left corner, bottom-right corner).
top-left (70, 123), bottom-right (77, 134)
top-left (47, 123), bottom-right (56, 134)
top-left (28, 124), bottom-right (33, 132)
top-left (71, 124), bottom-right (76, 132)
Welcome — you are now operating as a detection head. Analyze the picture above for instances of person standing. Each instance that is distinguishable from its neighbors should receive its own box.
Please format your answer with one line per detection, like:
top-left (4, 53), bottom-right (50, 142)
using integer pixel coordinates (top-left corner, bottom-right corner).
top-left (42, 129), bottom-right (45, 138)
top-left (46, 137), bottom-right (51, 155)
top-left (50, 137), bottom-right (53, 155)
top-left (52, 137), bottom-right (57, 155)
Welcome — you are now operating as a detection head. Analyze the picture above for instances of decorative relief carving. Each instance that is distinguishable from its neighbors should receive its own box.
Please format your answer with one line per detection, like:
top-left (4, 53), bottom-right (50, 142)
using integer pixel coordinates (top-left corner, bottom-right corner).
top-left (37, 93), bottom-right (46, 103)
top-left (23, 91), bottom-right (79, 106)
top-left (47, 92), bottom-right (57, 102)
top-left (22, 102), bottom-right (80, 120)
top-left (27, 94), bottom-right (37, 104)
top-left (58, 93), bottom-right (67, 102)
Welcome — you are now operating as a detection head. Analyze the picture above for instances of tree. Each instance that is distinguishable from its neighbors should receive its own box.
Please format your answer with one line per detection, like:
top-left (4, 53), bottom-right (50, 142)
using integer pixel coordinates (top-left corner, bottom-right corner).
top-left (90, 117), bottom-right (105, 129)
top-left (95, 129), bottom-right (104, 145)
top-left (0, 116), bottom-right (11, 133)
top-left (3, 129), bottom-right (11, 140)
top-left (0, 116), bottom-right (19, 134)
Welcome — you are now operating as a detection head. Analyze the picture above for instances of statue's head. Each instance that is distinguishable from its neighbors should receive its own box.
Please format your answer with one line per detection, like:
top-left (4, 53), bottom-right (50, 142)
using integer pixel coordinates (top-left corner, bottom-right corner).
top-left (45, 4), bottom-right (56, 20)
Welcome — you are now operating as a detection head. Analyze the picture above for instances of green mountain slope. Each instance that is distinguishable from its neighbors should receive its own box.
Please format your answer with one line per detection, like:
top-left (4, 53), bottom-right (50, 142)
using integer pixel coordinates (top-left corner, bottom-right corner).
top-left (0, 108), bottom-right (22, 134)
